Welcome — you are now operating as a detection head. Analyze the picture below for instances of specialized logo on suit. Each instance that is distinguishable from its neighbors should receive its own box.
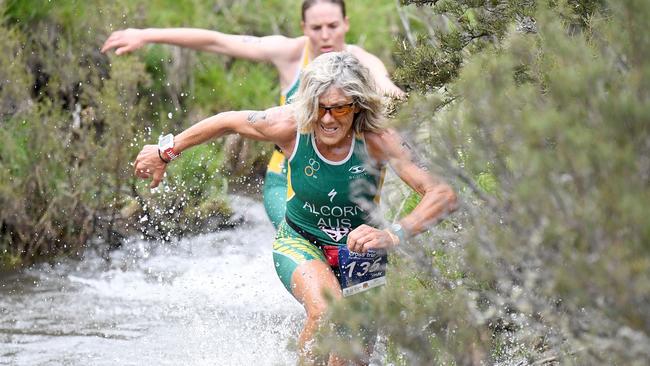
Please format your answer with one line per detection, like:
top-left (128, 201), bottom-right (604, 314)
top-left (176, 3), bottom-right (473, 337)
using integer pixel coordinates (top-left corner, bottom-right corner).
top-left (328, 189), bottom-right (337, 202)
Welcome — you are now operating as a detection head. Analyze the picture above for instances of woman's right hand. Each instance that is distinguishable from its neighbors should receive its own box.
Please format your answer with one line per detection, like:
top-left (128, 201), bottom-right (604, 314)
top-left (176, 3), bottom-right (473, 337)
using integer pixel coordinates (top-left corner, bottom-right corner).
top-left (133, 144), bottom-right (168, 188)
top-left (101, 28), bottom-right (146, 55)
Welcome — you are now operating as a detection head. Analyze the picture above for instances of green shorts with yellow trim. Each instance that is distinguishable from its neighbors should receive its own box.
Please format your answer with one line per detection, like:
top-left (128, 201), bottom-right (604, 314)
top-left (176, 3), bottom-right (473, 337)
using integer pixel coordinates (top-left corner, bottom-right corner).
top-left (272, 220), bottom-right (328, 293)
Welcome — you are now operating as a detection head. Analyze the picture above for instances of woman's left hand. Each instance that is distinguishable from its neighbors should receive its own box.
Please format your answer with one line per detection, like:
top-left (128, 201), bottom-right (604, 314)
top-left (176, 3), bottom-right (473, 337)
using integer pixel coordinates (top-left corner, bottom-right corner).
top-left (346, 224), bottom-right (397, 254)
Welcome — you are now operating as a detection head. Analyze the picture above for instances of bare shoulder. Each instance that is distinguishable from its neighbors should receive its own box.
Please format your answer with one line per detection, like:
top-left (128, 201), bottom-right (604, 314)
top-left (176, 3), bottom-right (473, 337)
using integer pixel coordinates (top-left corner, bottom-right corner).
top-left (268, 36), bottom-right (306, 64)
top-left (265, 104), bottom-right (297, 124)
top-left (255, 105), bottom-right (297, 144)
top-left (346, 45), bottom-right (381, 64)
top-left (346, 44), bottom-right (365, 55)
top-left (365, 129), bottom-right (401, 162)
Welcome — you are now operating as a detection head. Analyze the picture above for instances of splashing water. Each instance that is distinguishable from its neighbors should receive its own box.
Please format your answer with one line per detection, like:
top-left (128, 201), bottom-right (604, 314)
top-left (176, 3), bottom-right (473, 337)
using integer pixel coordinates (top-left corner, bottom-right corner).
top-left (0, 196), bottom-right (302, 366)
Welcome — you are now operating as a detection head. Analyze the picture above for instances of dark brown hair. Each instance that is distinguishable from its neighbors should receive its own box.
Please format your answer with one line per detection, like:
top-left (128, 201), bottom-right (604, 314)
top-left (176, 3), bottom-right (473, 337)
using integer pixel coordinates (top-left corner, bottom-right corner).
top-left (301, 0), bottom-right (346, 21)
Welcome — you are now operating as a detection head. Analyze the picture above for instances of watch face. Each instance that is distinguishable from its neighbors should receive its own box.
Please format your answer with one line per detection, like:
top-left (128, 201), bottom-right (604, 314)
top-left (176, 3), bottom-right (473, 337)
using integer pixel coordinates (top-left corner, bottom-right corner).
top-left (158, 134), bottom-right (174, 150)
top-left (390, 223), bottom-right (405, 243)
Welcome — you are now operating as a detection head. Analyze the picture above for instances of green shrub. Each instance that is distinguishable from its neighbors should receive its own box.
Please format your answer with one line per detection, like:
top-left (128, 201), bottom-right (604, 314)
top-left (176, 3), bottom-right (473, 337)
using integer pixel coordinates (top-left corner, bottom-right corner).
top-left (323, 1), bottom-right (650, 364)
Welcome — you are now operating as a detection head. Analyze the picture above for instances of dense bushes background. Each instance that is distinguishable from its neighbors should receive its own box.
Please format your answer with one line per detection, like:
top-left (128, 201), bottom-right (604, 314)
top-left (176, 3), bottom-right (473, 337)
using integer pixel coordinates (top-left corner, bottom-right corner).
top-left (0, 0), bottom-right (404, 267)
top-left (322, 1), bottom-right (649, 365)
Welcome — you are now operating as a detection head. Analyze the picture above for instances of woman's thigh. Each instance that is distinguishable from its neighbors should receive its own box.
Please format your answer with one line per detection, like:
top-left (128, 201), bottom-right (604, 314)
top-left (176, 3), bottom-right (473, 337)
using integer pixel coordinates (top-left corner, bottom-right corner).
top-left (272, 221), bottom-right (341, 301)
top-left (291, 259), bottom-right (342, 310)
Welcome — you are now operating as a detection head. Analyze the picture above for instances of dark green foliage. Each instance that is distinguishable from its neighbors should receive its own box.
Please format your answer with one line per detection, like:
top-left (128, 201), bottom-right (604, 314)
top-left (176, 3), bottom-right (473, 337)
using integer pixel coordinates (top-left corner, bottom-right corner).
top-left (394, 33), bottom-right (464, 92)
top-left (393, 0), bottom-right (607, 93)
top-left (394, 0), bottom-right (534, 92)
top-left (324, 1), bottom-right (650, 364)
top-left (563, 0), bottom-right (608, 28)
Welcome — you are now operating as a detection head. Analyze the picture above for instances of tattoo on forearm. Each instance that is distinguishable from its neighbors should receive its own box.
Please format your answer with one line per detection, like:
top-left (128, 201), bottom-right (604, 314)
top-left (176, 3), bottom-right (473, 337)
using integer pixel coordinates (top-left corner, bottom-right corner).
top-left (402, 141), bottom-right (429, 170)
top-left (401, 141), bottom-right (410, 149)
top-left (247, 111), bottom-right (267, 124)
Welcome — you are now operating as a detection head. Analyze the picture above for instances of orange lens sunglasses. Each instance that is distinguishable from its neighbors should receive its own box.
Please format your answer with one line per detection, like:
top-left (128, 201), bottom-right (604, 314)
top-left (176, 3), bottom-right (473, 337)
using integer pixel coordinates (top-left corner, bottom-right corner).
top-left (318, 102), bottom-right (355, 119)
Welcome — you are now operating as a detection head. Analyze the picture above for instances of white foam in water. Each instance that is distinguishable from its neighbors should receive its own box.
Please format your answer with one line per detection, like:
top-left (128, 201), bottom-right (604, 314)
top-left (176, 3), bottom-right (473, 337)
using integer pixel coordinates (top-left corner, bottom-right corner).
top-left (0, 196), bottom-right (302, 365)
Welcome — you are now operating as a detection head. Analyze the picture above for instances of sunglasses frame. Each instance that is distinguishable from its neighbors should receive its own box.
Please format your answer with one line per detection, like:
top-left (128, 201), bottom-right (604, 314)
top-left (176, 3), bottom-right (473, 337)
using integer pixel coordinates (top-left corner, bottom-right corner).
top-left (317, 102), bottom-right (356, 118)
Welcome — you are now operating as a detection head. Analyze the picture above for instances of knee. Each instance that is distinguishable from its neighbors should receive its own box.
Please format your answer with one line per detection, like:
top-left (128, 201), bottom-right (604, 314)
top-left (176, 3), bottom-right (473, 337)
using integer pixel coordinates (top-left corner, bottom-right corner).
top-left (304, 299), bottom-right (329, 324)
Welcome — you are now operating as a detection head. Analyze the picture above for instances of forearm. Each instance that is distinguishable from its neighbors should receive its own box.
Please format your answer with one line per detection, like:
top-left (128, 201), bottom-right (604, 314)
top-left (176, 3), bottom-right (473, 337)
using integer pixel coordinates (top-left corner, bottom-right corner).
top-left (398, 184), bottom-right (457, 237)
top-left (140, 28), bottom-right (230, 53)
top-left (134, 111), bottom-right (267, 188)
top-left (173, 111), bottom-right (270, 153)
top-left (349, 183), bottom-right (455, 252)
top-left (173, 113), bottom-right (232, 153)
top-left (377, 77), bottom-right (406, 99)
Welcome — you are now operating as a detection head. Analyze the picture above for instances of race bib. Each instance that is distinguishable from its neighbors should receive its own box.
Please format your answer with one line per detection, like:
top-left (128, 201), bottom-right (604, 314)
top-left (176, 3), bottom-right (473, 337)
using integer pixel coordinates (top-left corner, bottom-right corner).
top-left (337, 246), bottom-right (387, 297)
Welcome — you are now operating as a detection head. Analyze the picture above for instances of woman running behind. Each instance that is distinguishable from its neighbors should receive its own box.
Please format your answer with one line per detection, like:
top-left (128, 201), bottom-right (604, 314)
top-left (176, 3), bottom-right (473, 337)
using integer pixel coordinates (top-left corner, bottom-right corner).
top-left (102, 0), bottom-right (405, 229)
top-left (133, 52), bottom-right (455, 365)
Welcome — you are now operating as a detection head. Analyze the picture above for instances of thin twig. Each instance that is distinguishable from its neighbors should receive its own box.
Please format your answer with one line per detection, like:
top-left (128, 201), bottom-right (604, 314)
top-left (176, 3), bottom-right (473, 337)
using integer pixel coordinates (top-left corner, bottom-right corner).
top-left (396, 0), bottom-right (417, 48)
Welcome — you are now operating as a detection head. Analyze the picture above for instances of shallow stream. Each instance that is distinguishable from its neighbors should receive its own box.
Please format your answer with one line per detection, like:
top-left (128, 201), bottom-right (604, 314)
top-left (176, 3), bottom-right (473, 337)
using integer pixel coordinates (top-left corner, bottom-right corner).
top-left (0, 196), bottom-right (303, 366)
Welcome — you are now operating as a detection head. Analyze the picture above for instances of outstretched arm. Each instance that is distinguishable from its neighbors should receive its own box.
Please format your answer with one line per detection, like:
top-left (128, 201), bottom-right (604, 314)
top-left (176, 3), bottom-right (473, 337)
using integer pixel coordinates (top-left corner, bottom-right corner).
top-left (101, 27), bottom-right (297, 63)
top-left (134, 106), bottom-right (295, 188)
top-left (352, 47), bottom-right (406, 99)
top-left (346, 129), bottom-right (456, 253)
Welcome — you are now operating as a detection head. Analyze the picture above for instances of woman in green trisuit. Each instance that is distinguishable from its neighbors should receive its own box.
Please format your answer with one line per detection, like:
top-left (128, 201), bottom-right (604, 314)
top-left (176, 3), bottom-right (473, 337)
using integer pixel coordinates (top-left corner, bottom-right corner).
top-left (102, 0), bottom-right (404, 229)
top-left (133, 52), bottom-right (456, 365)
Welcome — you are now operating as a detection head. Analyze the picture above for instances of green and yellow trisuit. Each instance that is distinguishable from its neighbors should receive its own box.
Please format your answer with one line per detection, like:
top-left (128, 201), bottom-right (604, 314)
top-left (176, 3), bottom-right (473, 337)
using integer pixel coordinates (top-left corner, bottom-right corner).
top-left (272, 129), bottom-right (385, 293)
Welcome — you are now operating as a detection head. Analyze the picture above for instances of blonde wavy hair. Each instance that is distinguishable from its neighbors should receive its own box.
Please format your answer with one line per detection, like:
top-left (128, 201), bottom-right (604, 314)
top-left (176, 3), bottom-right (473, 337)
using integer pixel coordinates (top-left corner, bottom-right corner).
top-left (293, 52), bottom-right (384, 134)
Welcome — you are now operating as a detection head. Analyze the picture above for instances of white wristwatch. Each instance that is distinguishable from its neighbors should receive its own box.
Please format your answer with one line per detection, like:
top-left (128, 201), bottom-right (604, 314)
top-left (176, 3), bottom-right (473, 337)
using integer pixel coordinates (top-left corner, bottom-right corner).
top-left (158, 133), bottom-right (181, 163)
top-left (390, 223), bottom-right (407, 245)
